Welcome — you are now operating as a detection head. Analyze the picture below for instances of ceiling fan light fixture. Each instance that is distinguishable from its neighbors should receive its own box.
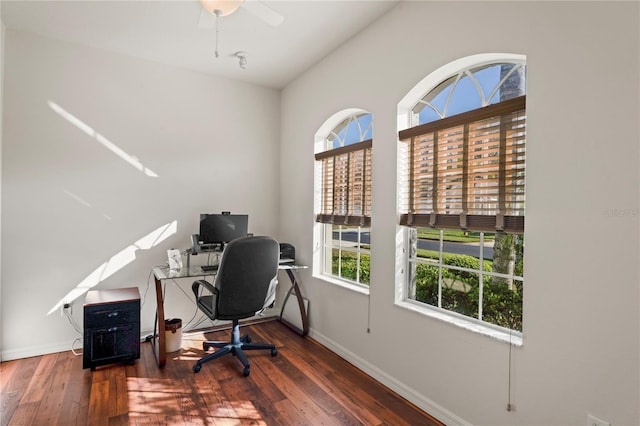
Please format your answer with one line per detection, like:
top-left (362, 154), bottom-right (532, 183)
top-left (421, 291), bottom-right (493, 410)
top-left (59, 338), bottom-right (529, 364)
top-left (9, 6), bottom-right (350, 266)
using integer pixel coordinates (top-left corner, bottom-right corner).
top-left (199, 0), bottom-right (244, 17)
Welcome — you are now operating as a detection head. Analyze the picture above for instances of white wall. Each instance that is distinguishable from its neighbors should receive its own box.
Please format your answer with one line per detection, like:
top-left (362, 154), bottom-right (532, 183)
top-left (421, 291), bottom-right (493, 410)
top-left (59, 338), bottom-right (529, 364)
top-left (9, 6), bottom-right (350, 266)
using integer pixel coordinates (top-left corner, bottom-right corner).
top-left (0, 2), bottom-right (5, 361)
top-left (1, 30), bottom-right (281, 360)
top-left (281, 2), bottom-right (639, 425)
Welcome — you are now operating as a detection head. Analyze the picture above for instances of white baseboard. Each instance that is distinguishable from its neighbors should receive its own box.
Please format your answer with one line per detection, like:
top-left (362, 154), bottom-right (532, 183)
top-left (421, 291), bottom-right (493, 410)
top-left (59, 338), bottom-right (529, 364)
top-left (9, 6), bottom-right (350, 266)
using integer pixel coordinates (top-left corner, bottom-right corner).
top-left (1, 341), bottom-right (78, 362)
top-left (308, 328), bottom-right (470, 426)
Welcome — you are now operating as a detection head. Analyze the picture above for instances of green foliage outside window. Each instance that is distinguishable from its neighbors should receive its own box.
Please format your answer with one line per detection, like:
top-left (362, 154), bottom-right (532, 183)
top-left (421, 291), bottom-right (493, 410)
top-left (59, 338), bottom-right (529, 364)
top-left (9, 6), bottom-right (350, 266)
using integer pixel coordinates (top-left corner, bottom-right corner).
top-left (331, 249), bottom-right (522, 332)
top-left (415, 250), bottom-right (522, 332)
top-left (332, 250), bottom-right (370, 285)
top-left (416, 229), bottom-right (495, 243)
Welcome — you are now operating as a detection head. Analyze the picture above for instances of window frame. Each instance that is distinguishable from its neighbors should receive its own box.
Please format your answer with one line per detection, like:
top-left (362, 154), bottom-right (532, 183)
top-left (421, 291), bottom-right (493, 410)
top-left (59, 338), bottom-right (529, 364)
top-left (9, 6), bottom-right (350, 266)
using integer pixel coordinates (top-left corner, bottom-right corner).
top-left (396, 54), bottom-right (526, 343)
top-left (404, 228), bottom-right (524, 336)
top-left (314, 111), bottom-right (373, 291)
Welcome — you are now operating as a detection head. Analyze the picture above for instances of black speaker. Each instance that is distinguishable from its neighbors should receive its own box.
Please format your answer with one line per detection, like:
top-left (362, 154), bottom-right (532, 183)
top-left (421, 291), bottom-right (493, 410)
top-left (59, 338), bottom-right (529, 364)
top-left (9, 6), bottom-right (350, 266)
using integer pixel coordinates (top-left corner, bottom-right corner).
top-left (279, 243), bottom-right (295, 262)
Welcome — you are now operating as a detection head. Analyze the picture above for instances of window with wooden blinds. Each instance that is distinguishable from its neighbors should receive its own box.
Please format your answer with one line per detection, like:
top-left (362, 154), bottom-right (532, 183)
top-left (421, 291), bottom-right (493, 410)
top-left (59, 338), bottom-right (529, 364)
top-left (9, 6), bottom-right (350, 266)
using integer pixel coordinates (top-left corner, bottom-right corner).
top-left (399, 96), bottom-right (525, 233)
top-left (315, 139), bottom-right (372, 226)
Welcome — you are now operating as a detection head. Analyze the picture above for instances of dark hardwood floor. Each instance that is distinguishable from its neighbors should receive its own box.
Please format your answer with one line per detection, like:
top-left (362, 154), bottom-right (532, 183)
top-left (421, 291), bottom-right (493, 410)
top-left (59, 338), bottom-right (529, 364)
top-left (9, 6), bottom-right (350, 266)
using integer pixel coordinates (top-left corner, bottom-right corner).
top-left (1, 319), bottom-right (443, 425)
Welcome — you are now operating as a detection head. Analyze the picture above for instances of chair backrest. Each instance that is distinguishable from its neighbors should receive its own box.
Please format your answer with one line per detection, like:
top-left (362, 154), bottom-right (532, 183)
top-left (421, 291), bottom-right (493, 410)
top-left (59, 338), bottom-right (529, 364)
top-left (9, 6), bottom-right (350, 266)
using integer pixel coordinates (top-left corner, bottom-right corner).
top-left (213, 236), bottom-right (279, 320)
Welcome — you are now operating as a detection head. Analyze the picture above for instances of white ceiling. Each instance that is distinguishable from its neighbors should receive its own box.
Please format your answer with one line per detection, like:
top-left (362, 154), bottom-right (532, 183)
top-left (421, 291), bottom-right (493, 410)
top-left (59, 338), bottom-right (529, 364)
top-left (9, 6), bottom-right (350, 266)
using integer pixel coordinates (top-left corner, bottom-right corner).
top-left (1, 0), bottom-right (399, 89)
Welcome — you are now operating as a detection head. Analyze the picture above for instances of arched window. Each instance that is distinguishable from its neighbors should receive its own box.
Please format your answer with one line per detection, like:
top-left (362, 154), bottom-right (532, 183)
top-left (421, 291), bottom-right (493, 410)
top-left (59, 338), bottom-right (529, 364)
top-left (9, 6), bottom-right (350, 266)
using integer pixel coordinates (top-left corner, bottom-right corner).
top-left (412, 62), bottom-right (526, 124)
top-left (398, 55), bottom-right (526, 336)
top-left (314, 111), bottom-right (372, 288)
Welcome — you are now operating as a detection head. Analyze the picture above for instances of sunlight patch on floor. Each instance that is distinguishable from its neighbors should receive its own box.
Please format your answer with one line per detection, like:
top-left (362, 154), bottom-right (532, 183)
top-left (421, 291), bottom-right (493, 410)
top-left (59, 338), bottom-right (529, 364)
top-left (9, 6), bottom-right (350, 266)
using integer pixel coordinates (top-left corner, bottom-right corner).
top-left (126, 377), bottom-right (265, 424)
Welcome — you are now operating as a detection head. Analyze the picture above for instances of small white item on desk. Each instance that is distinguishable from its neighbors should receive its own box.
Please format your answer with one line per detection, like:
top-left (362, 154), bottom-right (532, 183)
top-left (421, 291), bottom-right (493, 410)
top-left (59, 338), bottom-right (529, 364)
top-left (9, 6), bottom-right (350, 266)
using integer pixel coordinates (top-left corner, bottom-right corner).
top-left (167, 249), bottom-right (183, 270)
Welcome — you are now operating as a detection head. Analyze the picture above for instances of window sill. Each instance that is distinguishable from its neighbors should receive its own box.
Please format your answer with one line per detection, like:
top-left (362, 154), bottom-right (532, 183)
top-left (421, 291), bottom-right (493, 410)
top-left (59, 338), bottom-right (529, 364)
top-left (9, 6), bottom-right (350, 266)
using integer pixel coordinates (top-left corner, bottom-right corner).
top-left (395, 300), bottom-right (523, 346)
top-left (313, 273), bottom-right (370, 295)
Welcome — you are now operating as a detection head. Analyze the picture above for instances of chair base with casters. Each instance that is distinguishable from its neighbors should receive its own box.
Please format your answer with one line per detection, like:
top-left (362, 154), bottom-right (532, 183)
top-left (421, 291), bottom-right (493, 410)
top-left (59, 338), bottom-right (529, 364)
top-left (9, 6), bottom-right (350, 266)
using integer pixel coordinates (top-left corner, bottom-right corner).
top-left (192, 319), bottom-right (278, 376)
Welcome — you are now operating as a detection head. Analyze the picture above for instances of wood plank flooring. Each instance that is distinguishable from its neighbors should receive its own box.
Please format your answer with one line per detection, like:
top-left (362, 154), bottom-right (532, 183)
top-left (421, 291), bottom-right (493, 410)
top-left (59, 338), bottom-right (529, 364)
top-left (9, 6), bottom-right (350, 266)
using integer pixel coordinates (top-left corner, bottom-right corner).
top-left (1, 319), bottom-right (443, 425)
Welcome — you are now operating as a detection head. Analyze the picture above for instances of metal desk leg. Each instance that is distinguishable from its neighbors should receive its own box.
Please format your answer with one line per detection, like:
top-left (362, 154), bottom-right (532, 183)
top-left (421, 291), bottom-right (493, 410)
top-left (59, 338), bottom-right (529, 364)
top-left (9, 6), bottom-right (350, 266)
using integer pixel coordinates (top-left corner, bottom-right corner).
top-left (279, 269), bottom-right (309, 336)
top-left (151, 274), bottom-right (166, 367)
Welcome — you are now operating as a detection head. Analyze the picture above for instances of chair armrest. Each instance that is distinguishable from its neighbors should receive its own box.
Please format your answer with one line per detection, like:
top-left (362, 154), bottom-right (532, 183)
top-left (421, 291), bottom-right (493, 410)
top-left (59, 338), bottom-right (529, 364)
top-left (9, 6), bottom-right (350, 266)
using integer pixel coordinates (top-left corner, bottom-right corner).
top-left (192, 279), bottom-right (219, 319)
top-left (192, 279), bottom-right (218, 300)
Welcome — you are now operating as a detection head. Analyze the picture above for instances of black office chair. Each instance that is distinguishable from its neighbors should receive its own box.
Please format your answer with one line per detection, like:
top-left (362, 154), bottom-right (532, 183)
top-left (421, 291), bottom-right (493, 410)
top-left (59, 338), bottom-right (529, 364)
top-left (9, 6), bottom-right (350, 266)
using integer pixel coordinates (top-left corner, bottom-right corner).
top-left (191, 235), bottom-right (279, 376)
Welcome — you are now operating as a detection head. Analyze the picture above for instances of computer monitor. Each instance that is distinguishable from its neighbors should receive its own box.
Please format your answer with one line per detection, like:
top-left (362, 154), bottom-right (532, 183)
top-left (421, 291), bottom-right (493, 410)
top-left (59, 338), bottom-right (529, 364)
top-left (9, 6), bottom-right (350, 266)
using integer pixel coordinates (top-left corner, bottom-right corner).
top-left (198, 213), bottom-right (248, 250)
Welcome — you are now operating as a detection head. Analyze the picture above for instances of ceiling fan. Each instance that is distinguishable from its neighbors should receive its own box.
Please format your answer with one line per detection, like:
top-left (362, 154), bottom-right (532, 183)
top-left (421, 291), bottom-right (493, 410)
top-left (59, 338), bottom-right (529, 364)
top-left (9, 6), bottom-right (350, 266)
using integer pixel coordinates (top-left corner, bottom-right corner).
top-left (197, 0), bottom-right (284, 29)
top-left (197, 0), bottom-right (284, 64)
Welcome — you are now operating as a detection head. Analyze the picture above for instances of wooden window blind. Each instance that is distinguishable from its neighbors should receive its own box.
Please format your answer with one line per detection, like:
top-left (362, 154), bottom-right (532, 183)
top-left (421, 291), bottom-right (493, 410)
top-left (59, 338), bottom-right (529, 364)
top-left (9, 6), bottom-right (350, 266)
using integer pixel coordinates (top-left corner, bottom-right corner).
top-left (315, 139), bottom-right (372, 226)
top-left (399, 96), bottom-right (525, 233)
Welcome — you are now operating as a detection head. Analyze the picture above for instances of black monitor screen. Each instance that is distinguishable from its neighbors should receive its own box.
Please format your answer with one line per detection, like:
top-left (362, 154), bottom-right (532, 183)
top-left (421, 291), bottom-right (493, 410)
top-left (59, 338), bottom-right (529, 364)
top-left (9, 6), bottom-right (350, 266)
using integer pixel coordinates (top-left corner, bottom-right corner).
top-left (199, 213), bottom-right (248, 246)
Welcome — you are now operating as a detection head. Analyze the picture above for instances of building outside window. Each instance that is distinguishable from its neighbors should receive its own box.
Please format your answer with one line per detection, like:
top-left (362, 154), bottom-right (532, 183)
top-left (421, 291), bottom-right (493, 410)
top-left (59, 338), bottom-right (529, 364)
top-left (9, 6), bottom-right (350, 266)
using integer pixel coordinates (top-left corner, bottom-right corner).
top-left (398, 57), bottom-right (526, 335)
top-left (314, 111), bottom-right (372, 289)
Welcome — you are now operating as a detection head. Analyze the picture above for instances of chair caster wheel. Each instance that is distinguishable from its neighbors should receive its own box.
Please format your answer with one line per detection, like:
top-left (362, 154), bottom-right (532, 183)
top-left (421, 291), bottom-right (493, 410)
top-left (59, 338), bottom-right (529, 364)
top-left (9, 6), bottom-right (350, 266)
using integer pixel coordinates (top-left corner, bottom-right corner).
top-left (271, 348), bottom-right (278, 357)
top-left (193, 364), bottom-right (201, 373)
top-left (245, 336), bottom-right (252, 343)
top-left (243, 366), bottom-right (250, 377)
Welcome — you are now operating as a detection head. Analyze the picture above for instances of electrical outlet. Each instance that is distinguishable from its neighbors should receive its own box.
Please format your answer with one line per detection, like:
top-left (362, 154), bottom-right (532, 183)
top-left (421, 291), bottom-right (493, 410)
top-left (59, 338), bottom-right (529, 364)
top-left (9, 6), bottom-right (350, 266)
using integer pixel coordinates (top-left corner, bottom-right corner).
top-left (587, 414), bottom-right (610, 426)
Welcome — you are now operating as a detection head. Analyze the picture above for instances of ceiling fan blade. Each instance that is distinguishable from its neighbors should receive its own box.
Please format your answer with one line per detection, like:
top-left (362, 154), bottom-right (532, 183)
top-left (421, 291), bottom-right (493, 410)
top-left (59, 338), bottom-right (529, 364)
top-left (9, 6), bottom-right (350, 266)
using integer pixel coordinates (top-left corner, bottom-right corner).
top-left (241, 0), bottom-right (284, 27)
